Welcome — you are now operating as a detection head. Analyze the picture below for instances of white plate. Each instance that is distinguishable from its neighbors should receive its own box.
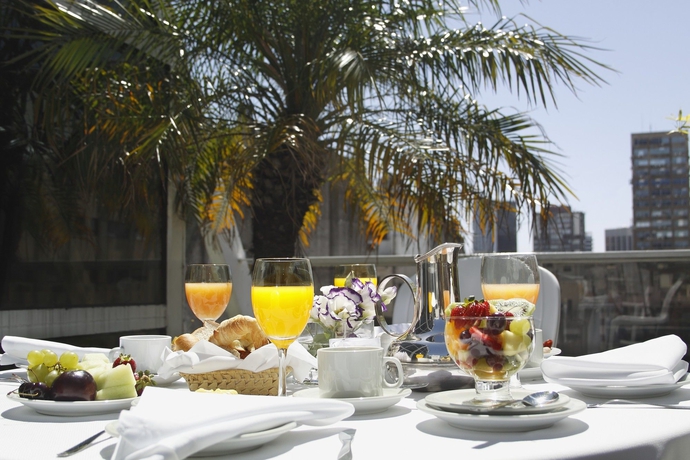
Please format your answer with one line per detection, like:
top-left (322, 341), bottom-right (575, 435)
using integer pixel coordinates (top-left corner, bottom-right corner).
top-left (105, 420), bottom-right (297, 457)
top-left (417, 397), bottom-right (586, 432)
top-left (424, 389), bottom-right (570, 415)
top-left (544, 347), bottom-right (562, 359)
top-left (564, 372), bottom-right (690, 398)
top-left (7, 392), bottom-right (138, 416)
top-left (292, 388), bottom-right (411, 415)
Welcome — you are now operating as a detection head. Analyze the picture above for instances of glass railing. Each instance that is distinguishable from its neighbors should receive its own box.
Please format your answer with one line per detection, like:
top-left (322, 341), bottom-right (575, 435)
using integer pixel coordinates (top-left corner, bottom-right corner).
top-left (307, 250), bottom-right (690, 359)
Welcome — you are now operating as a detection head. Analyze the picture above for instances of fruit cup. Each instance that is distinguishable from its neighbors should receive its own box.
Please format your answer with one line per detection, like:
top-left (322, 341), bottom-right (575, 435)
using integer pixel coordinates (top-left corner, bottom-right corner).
top-left (444, 313), bottom-right (534, 403)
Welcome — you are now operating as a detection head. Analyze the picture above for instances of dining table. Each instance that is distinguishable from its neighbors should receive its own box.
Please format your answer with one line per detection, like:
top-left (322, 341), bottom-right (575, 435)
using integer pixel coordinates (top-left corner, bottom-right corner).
top-left (2, 366), bottom-right (690, 460)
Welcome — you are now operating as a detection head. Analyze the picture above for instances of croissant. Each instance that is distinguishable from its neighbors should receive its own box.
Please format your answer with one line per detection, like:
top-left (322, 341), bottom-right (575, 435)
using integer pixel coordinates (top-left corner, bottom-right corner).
top-left (172, 321), bottom-right (218, 352)
top-left (210, 315), bottom-right (269, 359)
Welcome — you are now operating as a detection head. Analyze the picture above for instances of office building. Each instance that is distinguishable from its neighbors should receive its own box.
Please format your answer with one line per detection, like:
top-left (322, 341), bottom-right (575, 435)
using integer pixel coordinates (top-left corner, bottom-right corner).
top-left (533, 205), bottom-right (590, 252)
top-left (472, 205), bottom-right (517, 253)
top-left (605, 227), bottom-right (634, 251)
top-left (631, 131), bottom-right (690, 250)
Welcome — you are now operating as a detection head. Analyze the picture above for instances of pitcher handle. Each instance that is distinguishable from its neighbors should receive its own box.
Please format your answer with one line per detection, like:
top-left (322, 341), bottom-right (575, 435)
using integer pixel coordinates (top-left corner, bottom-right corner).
top-left (375, 274), bottom-right (418, 339)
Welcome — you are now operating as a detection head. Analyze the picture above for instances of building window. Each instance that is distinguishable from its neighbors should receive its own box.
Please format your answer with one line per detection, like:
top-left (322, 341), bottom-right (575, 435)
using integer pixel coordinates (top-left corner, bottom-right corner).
top-left (635, 221), bottom-right (651, 228)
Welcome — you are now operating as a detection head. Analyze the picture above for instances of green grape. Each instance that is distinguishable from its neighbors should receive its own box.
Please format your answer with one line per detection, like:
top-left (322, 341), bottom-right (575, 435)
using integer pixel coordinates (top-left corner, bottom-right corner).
top-left (42, 349), bottom-right (58, 367)
top-left (27, 367), bottom-right (38, 383)
top-left (59, 351), bottom-right (79, 370)
top-left (29, 363), bottom-right (49, 383)
top-left (45, 369), bottom-right (60, 387)
top-left (26, 349), bottom-right (44, 367)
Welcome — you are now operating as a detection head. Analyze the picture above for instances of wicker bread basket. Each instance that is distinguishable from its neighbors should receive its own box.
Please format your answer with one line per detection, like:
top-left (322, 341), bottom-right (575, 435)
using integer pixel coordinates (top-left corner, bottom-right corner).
top-left (180, 367), bottom-right (292, 396)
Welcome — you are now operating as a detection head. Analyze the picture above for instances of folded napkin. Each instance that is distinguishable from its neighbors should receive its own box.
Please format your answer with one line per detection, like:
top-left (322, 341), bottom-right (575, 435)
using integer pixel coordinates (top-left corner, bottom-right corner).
top-left (157, 340), bottom-right (317, 382)
top-left (0, 336), bottom-right (111, 367)
top-left (541, 335), bottom-right (689, 387)
top-left (111, 386), bottom-right (354, 460)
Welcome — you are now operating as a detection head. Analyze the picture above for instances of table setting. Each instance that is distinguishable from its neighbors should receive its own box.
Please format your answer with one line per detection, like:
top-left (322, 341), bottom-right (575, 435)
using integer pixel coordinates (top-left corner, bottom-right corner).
top-left (2, 254), bottom-right (690, 459)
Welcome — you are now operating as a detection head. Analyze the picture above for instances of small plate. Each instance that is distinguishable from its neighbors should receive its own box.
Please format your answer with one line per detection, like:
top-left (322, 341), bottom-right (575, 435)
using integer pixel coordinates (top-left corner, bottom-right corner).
top-left (424, 389), bottom-right (570, 415)
top-left (7, 392), bottom-right (138, 416)
top-left (564, 372), bottom-right (690, 398)
top-left (106, 420), bottom-right (297, 457)
top-left (417, 397), bottom-right (586, 432)
top-left (544, 348), bottom-right (562, 359)
top-left (292, 388), bottom-right (411, 415)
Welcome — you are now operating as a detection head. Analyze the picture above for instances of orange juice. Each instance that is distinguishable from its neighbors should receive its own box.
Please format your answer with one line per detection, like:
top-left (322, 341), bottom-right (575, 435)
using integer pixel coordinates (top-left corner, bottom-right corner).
top-left (481, 283), bottom-right (540, 304)
top-left (185, 282), bottom-right (232, 321)
top-left (333, 277), bottom-right (377, 287)
top-left (252, 285), bottom-right (314, 348)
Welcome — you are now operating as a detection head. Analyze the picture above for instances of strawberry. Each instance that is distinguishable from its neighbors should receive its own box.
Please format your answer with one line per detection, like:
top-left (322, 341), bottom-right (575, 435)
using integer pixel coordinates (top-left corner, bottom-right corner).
top-left (113, 353), bottom-right (136, 373)
top-left (134, 370), bottom-right (156, 396)
top-left (449, 296), bottom-right (492, 330)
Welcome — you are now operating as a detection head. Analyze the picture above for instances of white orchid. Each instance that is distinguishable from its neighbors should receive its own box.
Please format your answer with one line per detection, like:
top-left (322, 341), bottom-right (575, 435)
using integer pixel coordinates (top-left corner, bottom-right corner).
top-left (310, 274), bottom-right (397, 337)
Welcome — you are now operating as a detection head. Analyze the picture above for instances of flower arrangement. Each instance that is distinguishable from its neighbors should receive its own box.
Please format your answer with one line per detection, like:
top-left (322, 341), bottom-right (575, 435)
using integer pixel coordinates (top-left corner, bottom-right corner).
top-left (308, 274), bottom-right (397, 346)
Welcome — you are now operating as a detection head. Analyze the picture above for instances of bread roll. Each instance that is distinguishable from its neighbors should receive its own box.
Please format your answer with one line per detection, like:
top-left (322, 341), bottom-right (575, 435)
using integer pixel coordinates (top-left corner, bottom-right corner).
top-left (172, 322), bottom-right (219, 352)
top-left (210, 315), bottom-right (269, 359)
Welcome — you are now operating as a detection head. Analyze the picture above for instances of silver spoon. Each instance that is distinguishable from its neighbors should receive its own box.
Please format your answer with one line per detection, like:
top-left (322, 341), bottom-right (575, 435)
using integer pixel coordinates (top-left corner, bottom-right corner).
top-left (449, 390), bottom-right (560, 412)
top-left (484, 390), bottom-right (560, 411)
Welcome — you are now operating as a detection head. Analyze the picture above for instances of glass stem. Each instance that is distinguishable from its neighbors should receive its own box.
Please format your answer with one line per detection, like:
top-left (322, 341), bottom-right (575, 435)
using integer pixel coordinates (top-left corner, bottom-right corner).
top-left (277, 347), bottom-right (288, 396)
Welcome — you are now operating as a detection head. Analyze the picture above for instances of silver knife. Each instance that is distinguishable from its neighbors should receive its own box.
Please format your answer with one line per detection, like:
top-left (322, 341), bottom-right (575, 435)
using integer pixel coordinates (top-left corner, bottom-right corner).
top-left (337, 428), bottom-right (356, 460)
top-left (57, 430), bottom-right (107, 457)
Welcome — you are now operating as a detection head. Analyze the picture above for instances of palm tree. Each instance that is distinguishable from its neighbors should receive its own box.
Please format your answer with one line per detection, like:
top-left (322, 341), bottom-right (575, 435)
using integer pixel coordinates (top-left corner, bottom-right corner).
top-left (6, 0), bottom-right (609, 259)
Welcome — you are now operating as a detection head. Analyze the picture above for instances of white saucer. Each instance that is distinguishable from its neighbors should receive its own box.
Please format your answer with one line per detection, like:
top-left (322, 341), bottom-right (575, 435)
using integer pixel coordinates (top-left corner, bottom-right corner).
top-left (7, 392), bottom-right (138, 416)
top-left (106, 420), bottom-right (297, 457)
top-left (563, 372), bottom-right (690, 398)
top-left (424, 389), bottom-right (570, 415)
top-left (417, 397), bottom-right (586, 432)
top-left (292, 388), bottom-right (411, 415)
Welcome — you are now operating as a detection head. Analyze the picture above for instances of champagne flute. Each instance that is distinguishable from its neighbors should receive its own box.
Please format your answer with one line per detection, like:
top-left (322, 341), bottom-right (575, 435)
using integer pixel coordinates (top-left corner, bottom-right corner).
top-left (334, 264), bottom-right (377, 287)
top-left (481, 253), bottom-right (540, 389)
top-left (185, 264), bottom-right (232, 331)
top-left (252, 258), bottom-right (314, 396)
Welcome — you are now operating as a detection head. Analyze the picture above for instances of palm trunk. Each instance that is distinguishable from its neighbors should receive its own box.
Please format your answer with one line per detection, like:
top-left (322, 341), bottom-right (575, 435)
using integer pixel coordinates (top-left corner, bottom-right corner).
top-left (250, 145), bottom-right (325, 259)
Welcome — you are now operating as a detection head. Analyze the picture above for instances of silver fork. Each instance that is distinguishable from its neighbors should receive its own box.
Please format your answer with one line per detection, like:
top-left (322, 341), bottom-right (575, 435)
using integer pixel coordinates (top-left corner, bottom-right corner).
top-left (587, 399), bottom-right (690, 410)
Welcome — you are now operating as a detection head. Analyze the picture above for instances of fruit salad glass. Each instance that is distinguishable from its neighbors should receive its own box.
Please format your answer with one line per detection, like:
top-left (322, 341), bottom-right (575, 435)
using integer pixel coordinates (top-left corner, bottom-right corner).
top-left (445, 313), bottom-right (534, 403)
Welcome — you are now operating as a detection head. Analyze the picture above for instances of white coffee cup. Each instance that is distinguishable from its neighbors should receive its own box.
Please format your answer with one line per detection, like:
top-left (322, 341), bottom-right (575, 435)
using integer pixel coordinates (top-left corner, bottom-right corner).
top-left (109, 335), bottom-right (171, 373)
top-left (529, 328), bottom-right (544, 366)
top-left (317, 346), bottom-right (403, 398)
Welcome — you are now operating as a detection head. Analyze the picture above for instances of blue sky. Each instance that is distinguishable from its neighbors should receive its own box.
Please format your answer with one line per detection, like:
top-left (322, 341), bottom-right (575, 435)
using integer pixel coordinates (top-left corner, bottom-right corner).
top-left (466, 0), bottom-right (690, 252)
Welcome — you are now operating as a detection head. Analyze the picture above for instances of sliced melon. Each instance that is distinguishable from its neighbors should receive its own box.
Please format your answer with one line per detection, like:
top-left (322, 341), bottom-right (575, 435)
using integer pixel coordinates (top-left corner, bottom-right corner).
top-left (96, 384), bottom-right (137, 401)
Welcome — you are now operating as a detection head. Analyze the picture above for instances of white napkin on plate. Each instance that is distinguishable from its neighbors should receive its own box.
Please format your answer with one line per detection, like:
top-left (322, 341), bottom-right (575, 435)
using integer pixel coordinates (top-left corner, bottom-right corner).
top-left (157, 340), bottom-right (317, 382)
top-left (111, 386), bottom-right (354, 460)
top-left (541, 334), bottom-right (689, 387)
top-left (0, 336), bottom-right (111, 367)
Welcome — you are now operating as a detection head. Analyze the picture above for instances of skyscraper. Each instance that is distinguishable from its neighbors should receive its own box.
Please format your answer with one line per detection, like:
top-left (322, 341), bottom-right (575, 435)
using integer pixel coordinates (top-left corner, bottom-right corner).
top-left (533, 205), bottom-right (590, 252)
top-left (605, 227), bottom-right (633, 251)
top-left (631, 131), bottom-right (690, 250)
top-left (472, 206), bottom-right (517, 253)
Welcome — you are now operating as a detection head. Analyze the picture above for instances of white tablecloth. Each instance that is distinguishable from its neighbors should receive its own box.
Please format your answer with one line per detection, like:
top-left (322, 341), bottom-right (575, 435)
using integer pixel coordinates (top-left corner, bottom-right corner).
top-left (2, 369), bottom-right (690, 460)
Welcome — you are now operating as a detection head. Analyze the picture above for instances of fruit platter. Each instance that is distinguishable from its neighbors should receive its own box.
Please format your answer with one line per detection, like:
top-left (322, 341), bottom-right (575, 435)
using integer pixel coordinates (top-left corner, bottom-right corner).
top-left (6, 348), bottom-right (155, 416)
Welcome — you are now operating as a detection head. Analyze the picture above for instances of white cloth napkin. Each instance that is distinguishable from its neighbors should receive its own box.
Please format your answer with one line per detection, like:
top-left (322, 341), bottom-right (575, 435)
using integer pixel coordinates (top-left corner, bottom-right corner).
top-left (111, 386), bottom-right (354, 460)
top-left (157, 340), bottom-right (317, 382)
top-left (0, 336), bottom-right (111, 367)
top-left (541, 335), bottom-right (689, 387)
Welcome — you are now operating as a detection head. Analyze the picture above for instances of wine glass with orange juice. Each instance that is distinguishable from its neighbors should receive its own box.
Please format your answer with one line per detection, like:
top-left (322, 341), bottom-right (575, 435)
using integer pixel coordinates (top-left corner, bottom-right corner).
top-left (480, 253), bottom-right (539, 388)
top-left (252, 258), bottom-right (314, 396)
top-left (334, 264), bottom-right (377, 287)
top-left (185, 264), bottom-right (232, 331)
